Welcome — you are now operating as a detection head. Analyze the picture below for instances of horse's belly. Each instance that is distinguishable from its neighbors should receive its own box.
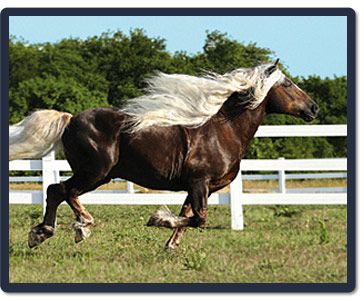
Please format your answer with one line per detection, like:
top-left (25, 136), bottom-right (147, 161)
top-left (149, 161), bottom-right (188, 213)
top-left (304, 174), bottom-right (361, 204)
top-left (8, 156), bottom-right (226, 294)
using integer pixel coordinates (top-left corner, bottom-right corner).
top-left (109, 155), bottom-right (185, 191)
top-left (115, 171), bottom-right (184, 192)
top-left (110, 127), bottom-right (187, 191)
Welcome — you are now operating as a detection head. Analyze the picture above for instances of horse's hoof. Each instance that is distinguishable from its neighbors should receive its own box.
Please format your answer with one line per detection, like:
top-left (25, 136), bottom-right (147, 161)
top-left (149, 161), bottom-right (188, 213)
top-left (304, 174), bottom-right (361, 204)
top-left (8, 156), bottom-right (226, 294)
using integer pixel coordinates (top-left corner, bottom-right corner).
top-left (28, 225), bottom-right (54, 248)
top-left (165, 242), bottom-right (179, 252)
top-left (147, 216), bottom-right (174, 228)
top-left (72, 222), bottom-right (91, 243)
top-left (147, 207), bottom-right (179, 229)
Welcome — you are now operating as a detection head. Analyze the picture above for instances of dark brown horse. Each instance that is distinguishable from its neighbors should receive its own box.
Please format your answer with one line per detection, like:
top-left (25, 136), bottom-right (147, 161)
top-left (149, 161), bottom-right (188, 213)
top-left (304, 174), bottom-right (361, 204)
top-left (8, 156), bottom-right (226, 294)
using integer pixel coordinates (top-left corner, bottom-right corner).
top-left (10, 60), bottom-right (318, 250)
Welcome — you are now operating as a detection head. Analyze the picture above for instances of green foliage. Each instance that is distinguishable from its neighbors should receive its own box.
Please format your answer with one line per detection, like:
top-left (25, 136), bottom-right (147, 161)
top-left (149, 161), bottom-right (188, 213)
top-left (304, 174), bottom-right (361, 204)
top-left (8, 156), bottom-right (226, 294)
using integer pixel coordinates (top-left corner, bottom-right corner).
top-left (298, 76), bottom-right (347, 157)
top-left (298, 76), bottom-right (347, 125)
top-left (201, 31), bottom-right (272, 73)
top-left (10, 76), bottom-right (108, 123)
top-left (9, 37), bottom-right (42, 86)
top-left (82, 30), bottom-right (173, 107)
top-left (9, 29), bottom-right (347, 157)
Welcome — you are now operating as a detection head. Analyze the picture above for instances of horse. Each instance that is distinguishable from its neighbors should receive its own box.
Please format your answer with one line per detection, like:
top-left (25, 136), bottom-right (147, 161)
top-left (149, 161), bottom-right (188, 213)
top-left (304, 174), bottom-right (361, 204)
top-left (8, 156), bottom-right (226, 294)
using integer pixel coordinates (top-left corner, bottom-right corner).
top-left (9, 59), bottom-right (319, 250)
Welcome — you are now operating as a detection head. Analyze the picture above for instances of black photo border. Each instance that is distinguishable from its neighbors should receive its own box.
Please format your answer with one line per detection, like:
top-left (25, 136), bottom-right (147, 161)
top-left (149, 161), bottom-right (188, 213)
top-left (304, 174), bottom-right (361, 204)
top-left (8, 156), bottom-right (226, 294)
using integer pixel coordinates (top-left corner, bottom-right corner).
top-left (0, 7), bottom-right (356, 293)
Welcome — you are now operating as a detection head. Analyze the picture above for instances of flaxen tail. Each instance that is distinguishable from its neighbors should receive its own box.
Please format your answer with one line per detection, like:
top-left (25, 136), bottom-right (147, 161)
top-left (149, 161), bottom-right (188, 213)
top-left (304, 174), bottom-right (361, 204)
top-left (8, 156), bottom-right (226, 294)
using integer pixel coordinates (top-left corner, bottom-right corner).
top-left (9, 110), bottom-right (72, 160)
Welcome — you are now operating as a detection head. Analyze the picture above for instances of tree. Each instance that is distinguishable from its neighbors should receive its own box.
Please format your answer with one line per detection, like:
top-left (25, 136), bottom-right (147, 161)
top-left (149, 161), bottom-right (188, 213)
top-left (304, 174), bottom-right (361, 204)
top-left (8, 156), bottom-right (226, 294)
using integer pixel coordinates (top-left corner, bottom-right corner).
top-left (9, 38), bottom-right (42, 90)
top-left (9, 31), bottom-right (347, 158)
top-left (82, 30), bottom-right (173, 107)
top-left (191, 31), bottom-right (273, 75)
top-left (10, 76), bottom-right (108, 124)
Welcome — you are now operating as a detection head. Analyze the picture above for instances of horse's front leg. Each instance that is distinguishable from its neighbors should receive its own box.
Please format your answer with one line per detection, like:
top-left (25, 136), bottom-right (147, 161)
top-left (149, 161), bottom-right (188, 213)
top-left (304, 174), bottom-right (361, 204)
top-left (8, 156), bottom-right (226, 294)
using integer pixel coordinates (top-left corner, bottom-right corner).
top-left (165, 196), bottom-right (193, 251)
top-left (147, 179), bottom-right (209, 248)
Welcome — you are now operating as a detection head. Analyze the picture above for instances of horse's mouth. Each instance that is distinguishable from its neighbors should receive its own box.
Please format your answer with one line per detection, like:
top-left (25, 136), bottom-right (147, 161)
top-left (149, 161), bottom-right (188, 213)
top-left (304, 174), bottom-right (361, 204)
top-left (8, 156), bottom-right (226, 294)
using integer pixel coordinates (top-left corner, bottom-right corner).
top-left (300, 110), bottom-right (318, 122)
top-left (302, 114), bottom-right (316, 122)
top-left (300, 101), bottom-right (319, 122)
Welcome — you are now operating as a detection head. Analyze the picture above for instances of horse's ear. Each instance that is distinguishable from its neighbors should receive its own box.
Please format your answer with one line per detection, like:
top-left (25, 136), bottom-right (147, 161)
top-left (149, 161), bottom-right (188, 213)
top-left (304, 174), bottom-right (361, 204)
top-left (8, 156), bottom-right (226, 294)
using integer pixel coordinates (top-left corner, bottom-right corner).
top-left (265, 58), bottom-right (280, 77)
top-left (265, 64), bottom-right (277, 77)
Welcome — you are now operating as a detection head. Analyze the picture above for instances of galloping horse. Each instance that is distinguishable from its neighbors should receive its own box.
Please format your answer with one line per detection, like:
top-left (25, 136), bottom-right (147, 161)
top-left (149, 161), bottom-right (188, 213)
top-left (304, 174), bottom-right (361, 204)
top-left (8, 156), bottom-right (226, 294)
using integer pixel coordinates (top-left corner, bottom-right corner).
top-left (10, 60), bottom-right (319, 250)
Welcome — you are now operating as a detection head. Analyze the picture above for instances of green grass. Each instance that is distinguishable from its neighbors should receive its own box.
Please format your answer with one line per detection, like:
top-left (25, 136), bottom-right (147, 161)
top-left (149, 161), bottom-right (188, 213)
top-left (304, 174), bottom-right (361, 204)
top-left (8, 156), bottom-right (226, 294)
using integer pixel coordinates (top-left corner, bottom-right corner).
top-left (9, 204), bottom-right (347, 283)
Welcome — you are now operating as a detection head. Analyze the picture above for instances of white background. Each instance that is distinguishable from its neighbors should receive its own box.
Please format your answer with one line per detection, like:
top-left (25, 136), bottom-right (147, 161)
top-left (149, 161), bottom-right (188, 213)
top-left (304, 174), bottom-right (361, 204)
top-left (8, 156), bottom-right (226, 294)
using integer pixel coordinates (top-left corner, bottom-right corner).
top-left (0, 0), bottom-right (362, 301)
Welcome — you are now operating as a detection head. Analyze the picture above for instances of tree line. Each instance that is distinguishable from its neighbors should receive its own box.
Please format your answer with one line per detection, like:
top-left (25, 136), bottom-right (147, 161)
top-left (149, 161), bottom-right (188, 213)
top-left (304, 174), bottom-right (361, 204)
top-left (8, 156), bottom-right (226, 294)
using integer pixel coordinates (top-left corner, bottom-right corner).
top-left (9, 30), bottom-right (347, 159)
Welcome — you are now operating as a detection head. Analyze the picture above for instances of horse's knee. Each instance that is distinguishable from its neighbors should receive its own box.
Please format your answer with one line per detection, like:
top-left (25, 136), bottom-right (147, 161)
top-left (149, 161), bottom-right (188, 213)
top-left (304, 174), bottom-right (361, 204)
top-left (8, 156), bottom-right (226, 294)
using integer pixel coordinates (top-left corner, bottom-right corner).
top-left (46, 183), bottom-right (66, 204)
top-left (190, 209), bottom-right (208, 227)
top-left (190, 217), bottom-right (206, 228)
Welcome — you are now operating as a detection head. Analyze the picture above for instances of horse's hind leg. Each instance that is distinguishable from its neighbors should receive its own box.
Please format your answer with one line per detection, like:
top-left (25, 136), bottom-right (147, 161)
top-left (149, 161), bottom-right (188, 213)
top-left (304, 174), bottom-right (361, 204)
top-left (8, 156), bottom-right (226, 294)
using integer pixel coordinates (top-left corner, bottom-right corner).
top-left (67, 191), bottom-right (94, 243)
top-left (28, 172), bottom-right (110, 248)
top-left (69, 198), bottom-right (94, 243)
top-left (28, 183), bottom-right (67, 248)
top-left (63, 175), bottom-right (110, 243)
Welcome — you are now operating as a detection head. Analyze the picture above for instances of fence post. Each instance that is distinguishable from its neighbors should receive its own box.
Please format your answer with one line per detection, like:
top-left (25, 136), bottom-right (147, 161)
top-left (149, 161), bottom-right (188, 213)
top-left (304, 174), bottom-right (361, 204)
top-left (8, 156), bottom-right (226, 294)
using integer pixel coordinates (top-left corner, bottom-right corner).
top-left (230, 164), bottom-right (244, 230)
top-left (42, 151), bottom-right (57, 214)
top-left (278, 157), bottom-right (286, 193)
top-left (127, 181), bottom-right (135, 193)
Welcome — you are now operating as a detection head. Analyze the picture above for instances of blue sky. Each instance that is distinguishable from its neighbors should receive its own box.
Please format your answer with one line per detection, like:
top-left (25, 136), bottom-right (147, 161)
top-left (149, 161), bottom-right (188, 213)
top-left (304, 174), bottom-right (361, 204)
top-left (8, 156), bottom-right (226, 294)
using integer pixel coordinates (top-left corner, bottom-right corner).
top-left (9, 15), bottom-right (347, 78)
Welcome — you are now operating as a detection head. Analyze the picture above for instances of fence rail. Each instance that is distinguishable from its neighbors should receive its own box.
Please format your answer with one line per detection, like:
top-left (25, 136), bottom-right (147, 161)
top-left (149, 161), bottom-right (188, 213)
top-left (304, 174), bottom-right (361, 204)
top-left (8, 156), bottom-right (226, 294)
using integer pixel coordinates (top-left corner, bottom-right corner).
top-left (255, 124), bottom-right (347, 137)
top-left (9, 172), bottom-right (347, 183)
top-left (9, 124), bottom-right (348, 230)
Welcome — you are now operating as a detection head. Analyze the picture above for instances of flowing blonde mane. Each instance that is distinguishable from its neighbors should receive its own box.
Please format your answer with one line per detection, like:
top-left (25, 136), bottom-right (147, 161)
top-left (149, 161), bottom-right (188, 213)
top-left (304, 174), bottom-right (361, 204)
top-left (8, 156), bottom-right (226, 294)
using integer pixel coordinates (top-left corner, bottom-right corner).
top-left (121, 63), bottom-right (285, 133)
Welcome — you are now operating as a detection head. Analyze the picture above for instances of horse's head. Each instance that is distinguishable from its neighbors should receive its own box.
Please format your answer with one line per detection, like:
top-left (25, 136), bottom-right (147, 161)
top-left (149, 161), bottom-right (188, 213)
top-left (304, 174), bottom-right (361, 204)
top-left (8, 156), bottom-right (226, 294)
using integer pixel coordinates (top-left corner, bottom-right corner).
top-left (265, 60), bottom-right (319, 122)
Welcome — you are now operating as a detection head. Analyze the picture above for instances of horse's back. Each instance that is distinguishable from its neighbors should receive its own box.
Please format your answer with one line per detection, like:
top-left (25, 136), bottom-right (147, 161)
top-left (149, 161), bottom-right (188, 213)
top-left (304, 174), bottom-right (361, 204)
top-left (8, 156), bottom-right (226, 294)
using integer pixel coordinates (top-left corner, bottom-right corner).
top-left (66, 107), bottom-right (127, 136)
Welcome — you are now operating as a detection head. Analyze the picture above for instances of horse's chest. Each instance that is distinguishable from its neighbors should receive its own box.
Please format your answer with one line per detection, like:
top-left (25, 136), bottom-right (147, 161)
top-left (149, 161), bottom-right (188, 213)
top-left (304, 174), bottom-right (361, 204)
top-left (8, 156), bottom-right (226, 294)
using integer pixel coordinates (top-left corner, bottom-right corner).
top-left (185, 140), bottom-right (240, 176)
top-left (207, 160), bottom-right (240, 189)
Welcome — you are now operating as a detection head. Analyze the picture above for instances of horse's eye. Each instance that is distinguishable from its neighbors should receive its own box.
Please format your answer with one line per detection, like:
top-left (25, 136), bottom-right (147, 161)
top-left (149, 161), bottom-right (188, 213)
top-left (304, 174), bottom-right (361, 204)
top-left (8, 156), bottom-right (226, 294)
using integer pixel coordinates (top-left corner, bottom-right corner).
top-left (283, 79), bottom-right (292, 88)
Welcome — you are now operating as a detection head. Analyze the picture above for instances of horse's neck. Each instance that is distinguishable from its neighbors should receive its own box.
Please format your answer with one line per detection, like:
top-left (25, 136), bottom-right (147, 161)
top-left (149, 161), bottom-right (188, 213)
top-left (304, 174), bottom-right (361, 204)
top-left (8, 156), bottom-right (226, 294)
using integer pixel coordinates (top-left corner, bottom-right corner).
top-left (228, 102), bottom-right (267, 157)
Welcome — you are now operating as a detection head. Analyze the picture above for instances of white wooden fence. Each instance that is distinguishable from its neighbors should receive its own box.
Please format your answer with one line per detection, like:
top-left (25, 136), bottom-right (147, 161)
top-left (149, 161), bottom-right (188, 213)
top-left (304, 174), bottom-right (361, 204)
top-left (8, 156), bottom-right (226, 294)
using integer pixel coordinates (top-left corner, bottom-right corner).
top-left (9, 125), bottom-right (347, 230)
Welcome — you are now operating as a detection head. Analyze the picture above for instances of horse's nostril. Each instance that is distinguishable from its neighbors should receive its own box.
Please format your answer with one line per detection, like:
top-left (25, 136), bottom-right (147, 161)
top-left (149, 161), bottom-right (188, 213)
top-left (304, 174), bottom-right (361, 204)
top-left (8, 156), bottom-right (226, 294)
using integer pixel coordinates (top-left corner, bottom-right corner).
top-left (311, 103), bottom-right (319, 115)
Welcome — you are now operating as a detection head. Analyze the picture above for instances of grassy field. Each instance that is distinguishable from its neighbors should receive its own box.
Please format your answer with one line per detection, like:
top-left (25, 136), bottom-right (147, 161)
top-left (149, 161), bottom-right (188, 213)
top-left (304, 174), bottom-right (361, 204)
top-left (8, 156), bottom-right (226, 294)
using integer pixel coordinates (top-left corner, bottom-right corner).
top-left (9, 203), bottom-right (347, 283)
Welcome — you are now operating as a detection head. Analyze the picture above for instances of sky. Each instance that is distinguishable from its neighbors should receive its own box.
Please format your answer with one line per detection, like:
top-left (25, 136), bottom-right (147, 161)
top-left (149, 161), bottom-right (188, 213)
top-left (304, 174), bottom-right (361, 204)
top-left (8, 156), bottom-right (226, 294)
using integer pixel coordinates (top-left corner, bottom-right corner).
top-left (9, 15), bottom-right (347, 78)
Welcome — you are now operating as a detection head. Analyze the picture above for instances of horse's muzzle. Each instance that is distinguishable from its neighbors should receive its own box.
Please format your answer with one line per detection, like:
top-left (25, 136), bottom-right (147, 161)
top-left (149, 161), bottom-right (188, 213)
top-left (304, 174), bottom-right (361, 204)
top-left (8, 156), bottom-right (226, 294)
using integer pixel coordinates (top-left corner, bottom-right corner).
top-left (301, 101), bottom-right (319, 122)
